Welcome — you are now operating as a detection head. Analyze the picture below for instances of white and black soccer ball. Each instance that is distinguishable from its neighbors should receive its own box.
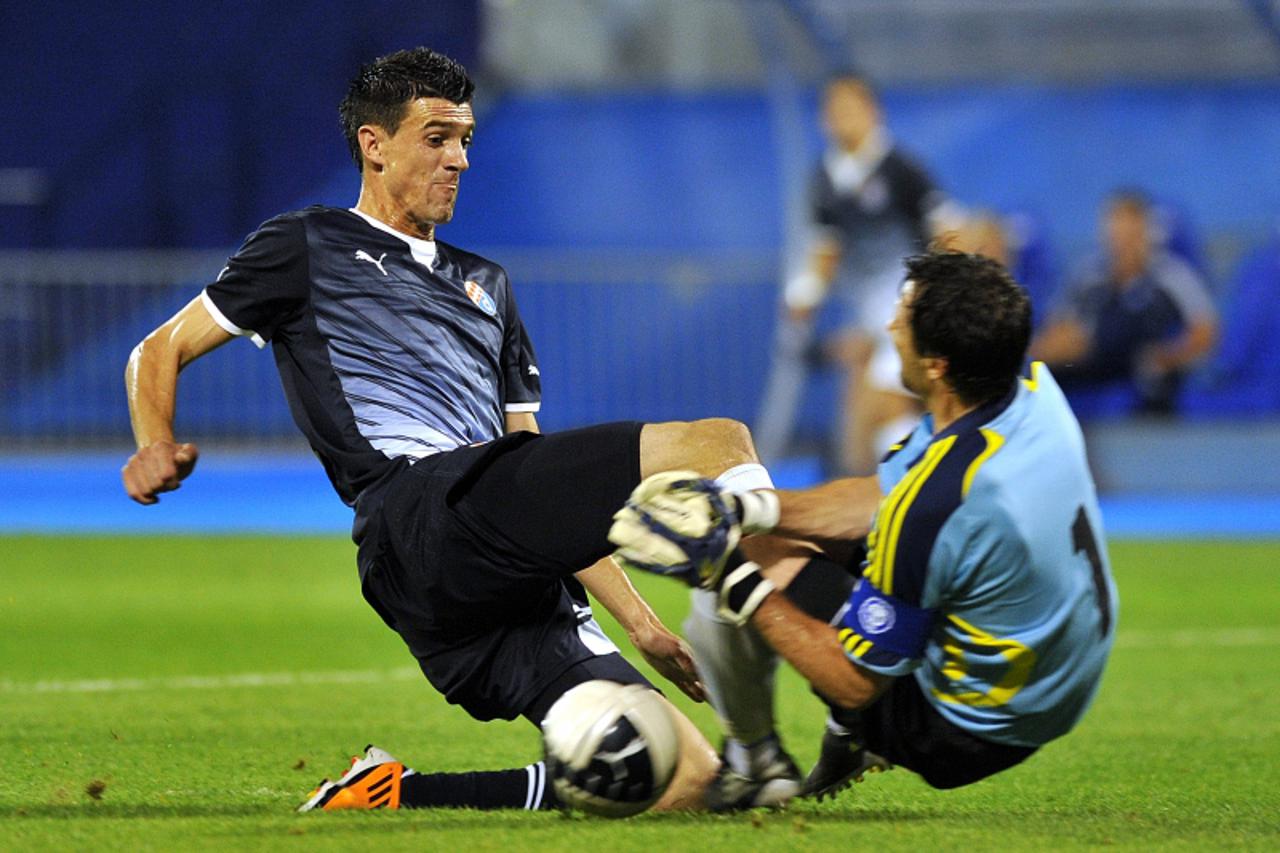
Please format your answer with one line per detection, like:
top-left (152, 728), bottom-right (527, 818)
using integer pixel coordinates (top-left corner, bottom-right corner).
top-left (541, 680), bottom-right (680, 817)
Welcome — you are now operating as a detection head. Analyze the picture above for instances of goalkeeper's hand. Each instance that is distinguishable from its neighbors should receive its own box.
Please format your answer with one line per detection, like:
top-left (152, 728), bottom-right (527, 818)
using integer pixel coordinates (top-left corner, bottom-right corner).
top-left (609, 471), bottom-right (740, 588)
top-left (608, 470), bottom-right (780, 589)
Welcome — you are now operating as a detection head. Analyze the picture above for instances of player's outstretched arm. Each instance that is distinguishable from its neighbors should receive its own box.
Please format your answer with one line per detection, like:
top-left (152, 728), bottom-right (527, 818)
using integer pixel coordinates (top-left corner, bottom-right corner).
top-left (122, 295), bottom-right (233, 504)
top-left (576, 557), bottom-right (707, 703)
top-left (770, 476), bottom-right (882, 543)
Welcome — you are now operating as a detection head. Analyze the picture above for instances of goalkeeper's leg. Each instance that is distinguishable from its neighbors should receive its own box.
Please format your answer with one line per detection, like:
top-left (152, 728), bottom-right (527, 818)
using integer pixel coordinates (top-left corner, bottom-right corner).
top-left (680, 462), bottom-right (800, 805)
top-left (684, 589), bottom-right (790, 772)
top-left (685, 545), bottom-right (857, 804)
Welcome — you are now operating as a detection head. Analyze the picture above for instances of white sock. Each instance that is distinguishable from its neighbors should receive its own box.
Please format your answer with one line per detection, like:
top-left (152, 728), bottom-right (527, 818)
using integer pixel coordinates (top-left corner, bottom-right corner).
top-left (684, 588), bottom-right (780, 748)
top-left (724, 733), bottom-right (787, 778)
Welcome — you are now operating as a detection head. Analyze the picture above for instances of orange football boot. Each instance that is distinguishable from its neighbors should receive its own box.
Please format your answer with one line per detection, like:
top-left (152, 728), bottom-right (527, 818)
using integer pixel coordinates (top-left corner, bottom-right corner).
top-left (298, 745), bottom-right (405, 811)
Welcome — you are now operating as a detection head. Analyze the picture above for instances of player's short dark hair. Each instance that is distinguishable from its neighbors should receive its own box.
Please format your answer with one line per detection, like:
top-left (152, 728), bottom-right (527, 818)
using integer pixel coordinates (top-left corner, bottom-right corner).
top-left (904, 251), bottom-right (1031, 407)
top-left (339, 47), bottom-right (475, 170)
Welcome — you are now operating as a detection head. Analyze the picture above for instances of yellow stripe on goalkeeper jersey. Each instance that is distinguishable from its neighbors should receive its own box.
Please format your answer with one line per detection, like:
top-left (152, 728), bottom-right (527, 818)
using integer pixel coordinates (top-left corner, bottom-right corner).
top-left (931, 613), bottom-right (1038, 708)
top-left (866, 436), bottom-right (956, 595)
top-left (962, 428), bottom-right (1005, 498)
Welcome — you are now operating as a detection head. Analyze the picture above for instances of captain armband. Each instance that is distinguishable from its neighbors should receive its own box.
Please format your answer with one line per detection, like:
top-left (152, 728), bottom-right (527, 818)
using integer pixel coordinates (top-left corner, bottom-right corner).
top-left (838, 579), bottom-right (936, 661)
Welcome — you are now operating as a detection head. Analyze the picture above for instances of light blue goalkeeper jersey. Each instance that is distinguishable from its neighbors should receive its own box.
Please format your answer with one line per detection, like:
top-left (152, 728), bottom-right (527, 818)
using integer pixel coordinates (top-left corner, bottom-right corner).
top-left (837, 363), bottom-right (1118, 747)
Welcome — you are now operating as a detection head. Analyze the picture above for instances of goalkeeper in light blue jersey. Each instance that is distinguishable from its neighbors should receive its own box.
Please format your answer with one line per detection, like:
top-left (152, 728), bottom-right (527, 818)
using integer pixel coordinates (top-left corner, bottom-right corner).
top-left (611, 251), bottom-right (1118, 796)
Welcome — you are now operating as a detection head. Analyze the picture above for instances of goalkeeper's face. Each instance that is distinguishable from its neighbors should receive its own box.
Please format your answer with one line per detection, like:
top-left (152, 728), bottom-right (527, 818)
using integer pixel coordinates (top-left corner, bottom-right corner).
top-left (889, 281), bottom-right (929, 397)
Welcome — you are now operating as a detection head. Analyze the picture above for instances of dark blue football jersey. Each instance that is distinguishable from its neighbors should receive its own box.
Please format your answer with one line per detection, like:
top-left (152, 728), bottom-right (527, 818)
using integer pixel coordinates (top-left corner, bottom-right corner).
top-left (202, 206), bottom-right (541, 518)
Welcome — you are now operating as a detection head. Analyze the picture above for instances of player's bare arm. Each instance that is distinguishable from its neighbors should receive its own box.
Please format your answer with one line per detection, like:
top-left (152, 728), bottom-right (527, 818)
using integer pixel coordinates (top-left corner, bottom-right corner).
top-left (786, 238), bottom-right (841, 322)
top-left (750, 589), bottom-right (891, 711)
top-left (769, 475), bottom-right (881, 542)
top-left (504, 411), bottom-right (539, 434)
top-left (122, 295), bottom-right (234, 504)
top-left (576, 558), bottom-right (706, 703)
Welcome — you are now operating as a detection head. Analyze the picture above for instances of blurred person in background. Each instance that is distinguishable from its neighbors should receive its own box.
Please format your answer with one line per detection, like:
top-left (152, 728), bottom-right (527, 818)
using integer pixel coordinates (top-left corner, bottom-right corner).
top-left (755, 71), bottom-right (960, 476)
top-left (1031, 190), bottom-right (1217, 415)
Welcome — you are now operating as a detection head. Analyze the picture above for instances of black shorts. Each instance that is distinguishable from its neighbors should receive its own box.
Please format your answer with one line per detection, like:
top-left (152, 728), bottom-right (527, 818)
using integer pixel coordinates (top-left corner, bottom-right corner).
top-left (521, 652), bottom-right (655, 726)
top-left (836, 676), bottom-right (1038, 789)
top-left (360, 421), bottom-right (646, 722)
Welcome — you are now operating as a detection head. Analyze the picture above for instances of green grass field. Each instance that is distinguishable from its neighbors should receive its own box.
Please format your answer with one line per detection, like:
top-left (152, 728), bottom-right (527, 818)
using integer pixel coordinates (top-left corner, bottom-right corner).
top-left (1, 536), bottom-right (1278, 850)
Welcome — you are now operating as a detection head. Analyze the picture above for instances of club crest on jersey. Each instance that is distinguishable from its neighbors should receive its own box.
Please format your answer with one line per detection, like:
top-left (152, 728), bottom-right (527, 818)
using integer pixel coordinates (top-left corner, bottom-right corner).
top-left (857, 596), bottom-right (896, 635)
top-left (465, 280), bottom-right (497, 316)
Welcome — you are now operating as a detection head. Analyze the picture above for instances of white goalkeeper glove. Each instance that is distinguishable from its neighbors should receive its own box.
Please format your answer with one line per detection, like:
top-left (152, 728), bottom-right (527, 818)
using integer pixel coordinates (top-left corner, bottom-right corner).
top-left (609, 470), bottom-right (740, 588)
top-left (609, 472), bottom-right (782, 623)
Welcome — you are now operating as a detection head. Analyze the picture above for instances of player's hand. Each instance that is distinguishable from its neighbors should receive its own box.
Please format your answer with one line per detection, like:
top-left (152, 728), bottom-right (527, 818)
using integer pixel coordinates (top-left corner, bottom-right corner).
top-left (629, 622), bottom-right (706, 703)
top-left (609, 471), bottom-right (741, 589)
top-left (122, 440), bottom-right (199, 505)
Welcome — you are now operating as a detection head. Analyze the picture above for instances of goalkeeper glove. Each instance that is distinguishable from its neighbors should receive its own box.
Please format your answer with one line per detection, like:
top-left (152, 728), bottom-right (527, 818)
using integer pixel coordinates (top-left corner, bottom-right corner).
top-left (609, 471), bottom-right (782, 625)
top-left (609, 471), bottom-right (741, 588)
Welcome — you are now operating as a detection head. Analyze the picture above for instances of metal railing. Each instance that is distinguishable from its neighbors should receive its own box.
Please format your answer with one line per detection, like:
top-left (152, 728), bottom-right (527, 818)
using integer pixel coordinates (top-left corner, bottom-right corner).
top-left (0, 248), bottom-right (781, 450)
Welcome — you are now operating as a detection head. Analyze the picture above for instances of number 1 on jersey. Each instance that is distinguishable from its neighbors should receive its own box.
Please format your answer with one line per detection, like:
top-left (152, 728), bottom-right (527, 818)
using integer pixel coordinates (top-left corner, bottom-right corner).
top-left (1071, 506), bottom-right (1112, 637)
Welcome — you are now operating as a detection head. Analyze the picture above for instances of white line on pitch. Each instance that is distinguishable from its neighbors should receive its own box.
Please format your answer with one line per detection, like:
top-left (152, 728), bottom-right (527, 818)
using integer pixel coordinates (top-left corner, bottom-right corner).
top-left (0, 666), bottom-right (422, 695)
top-left (2, 628), bottom-right (1276, 695)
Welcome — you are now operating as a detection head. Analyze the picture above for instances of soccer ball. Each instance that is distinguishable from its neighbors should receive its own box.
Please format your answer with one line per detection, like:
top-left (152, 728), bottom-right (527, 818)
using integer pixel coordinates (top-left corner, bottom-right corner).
top-left (541, 680), bottom-right (680, 817)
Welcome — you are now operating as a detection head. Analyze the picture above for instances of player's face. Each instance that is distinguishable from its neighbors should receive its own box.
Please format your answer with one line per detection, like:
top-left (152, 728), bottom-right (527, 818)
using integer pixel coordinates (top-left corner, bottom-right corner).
top-left (889, 281), bottom-right (928, 396)
top-left (1104, 202), bottom-right (1150, 282)
top-left (377, 98), bottom-right (474, 233)
top-left (823, 81), bottom-right (879, 152)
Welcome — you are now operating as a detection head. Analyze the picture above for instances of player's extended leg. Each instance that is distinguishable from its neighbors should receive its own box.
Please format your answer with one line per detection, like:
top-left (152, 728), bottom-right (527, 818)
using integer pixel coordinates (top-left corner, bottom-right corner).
top-left (679, 462), bottom-right (804, 809)
top-left (638, 418), bottom-right (762, 481)
top-left (310, 419), bottom-right (759, 814)
top-left (648, 694), bottom-right (720, 811)
top-left (299, 746), bottom-right (558, 812)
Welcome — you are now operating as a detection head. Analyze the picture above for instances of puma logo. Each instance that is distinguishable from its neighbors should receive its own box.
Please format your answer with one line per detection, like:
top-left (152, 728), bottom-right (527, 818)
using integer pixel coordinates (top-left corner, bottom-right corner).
top-left (354, 250), bottom-right (388, 276)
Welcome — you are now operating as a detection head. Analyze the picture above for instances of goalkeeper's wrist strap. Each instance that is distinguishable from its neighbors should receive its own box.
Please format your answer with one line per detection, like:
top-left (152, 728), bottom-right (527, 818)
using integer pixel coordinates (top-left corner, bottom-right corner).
top-left (716, 563), bottom-right (776, 627)
top-left (734, 489), bottom-right (780, 535)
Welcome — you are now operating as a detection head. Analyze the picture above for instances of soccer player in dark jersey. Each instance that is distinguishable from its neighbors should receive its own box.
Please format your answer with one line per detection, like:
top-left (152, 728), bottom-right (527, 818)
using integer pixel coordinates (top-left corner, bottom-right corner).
top-left (121, 47), bottom-right (775, 813)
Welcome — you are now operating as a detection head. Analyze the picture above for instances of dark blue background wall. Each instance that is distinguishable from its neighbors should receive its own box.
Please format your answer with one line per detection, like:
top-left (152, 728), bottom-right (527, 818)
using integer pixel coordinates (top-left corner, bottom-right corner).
top-left (6, 10), bottom-right (1280, 441)
top-left (0, 0), bottom-right (480, 248)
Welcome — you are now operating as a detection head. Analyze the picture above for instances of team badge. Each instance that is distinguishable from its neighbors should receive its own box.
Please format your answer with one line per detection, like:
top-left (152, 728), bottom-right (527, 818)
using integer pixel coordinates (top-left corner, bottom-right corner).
top-left (465, 280), bottom-right (497, 316)
top-left (857, 596), bottom-right (896, 635)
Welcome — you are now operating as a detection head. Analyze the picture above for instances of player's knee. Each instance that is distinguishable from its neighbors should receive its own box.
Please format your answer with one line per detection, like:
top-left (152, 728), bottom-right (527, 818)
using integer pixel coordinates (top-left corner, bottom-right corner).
top-left (693, 417), bottom-right (755, 459)
top-left (640, 418), bottom-right (758, 478)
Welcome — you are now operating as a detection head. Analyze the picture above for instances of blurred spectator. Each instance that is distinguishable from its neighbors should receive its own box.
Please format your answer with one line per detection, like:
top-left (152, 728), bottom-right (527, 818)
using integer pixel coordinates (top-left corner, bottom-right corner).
top-left (1031, 190), bottom-right (1218, 415)
top-left (755, 72), bottom-right (959, 474)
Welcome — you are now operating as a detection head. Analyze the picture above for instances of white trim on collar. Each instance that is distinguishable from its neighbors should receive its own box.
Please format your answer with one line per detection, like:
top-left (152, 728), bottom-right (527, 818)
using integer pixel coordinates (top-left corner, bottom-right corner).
top-left (824, 126), bottom-right (893, 195)
top-left (347, 208), bottom-right (438, 269)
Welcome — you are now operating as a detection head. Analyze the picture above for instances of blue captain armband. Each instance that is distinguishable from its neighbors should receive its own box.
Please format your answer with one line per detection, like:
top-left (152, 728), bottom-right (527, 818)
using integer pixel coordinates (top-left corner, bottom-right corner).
top-left (838, 579), bottom-right (936, 663)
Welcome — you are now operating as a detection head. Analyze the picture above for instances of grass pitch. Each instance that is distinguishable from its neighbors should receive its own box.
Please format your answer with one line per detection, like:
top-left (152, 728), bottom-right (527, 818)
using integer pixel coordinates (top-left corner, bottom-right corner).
top-left (1, 535), bottom-right (1278, 850)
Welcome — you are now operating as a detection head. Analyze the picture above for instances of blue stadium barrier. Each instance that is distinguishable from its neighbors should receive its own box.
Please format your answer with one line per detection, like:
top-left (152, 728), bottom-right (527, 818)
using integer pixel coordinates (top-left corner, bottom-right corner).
top-left (2, 454), bottom-right (1276, 538)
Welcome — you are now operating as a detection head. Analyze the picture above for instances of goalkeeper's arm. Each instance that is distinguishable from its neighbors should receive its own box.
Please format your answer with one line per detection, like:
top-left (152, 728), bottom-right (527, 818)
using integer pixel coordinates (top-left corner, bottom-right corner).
top-left (740, 476), bottom-right (882, 543)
